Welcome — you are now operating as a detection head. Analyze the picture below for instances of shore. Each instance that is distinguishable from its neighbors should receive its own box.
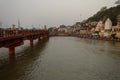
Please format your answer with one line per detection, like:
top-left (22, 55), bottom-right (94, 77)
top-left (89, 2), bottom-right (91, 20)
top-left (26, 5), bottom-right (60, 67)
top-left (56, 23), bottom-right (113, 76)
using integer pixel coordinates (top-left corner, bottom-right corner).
top-left (77, 34), bottom-right (120, 42)
top-left (49, 34), bottom-right (120, 42)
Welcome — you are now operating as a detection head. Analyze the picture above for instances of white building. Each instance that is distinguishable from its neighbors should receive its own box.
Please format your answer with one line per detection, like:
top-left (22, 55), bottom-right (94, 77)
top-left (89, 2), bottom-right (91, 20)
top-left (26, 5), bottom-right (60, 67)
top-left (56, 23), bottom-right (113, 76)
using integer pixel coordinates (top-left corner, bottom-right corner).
top-left (104, 18), bottom-right (112, 30)
top-left (58, 27), bottom-right (68, 33)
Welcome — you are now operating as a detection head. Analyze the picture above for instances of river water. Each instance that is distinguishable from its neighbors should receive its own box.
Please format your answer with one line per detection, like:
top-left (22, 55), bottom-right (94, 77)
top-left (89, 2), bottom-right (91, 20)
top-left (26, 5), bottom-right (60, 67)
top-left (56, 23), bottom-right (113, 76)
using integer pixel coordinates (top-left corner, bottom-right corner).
top-left (0, 37), bottom-right (120, 80)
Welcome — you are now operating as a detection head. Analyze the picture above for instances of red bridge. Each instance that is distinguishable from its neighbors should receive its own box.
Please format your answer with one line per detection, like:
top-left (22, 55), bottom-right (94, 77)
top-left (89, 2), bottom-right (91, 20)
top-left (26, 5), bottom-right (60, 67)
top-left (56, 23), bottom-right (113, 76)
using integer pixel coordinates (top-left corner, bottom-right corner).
top-left (0, 29), bottom-right (49, 55)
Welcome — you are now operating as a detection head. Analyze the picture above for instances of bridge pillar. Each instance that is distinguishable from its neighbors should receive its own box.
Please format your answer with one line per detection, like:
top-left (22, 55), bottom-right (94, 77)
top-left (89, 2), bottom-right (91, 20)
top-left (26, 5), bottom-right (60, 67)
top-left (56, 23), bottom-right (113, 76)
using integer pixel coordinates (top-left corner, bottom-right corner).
top-left (43, 35), bottom-right (48, 39)
top-left (30, 39), bottom-right (33, 46)
top-left (38, 36), bottom-right (41, 41)
top-left (38, 38), bottom-right (42, 41)
top-left (9, 47), bottom-right (15, 55)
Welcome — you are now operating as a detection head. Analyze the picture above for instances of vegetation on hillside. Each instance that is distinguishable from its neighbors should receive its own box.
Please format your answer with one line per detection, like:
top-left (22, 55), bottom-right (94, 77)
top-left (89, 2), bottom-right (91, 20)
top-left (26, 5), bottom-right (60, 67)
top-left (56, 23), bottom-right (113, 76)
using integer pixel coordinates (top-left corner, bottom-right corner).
top-left (88, 5), bottom-right (120, 26)
top-left (115, 0), bottom-right (120, 5)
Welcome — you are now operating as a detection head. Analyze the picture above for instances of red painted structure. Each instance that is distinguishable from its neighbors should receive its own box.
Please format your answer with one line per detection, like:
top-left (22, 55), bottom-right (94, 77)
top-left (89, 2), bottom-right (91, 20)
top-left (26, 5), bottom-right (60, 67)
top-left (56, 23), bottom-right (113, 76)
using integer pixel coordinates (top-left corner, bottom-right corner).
top-left (0, 29), bottom-right (49, 55)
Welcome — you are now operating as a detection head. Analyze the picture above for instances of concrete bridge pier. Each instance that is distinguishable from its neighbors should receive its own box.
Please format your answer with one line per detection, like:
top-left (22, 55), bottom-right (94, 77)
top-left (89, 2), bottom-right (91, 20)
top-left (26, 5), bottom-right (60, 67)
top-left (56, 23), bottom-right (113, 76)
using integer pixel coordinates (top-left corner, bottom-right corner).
top-left (30, 39), bottom-right (34, 47)
top-left (5, 39), bottom-right (24, 55)
top-left (38, 38), bottom-right (41, 41)
top-left (38, 36), bottom-right (41, 41)
top-left (43, 35), bottom-right (48, 39)
top-left (9, 47), bottom-right (15, 55)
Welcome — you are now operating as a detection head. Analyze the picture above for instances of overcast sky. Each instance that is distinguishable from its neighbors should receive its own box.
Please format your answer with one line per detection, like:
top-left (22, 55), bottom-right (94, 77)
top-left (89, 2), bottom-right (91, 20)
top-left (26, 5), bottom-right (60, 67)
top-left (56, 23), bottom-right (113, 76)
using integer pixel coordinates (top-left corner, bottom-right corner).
top-left (0, 0), bottom-right (117, 28)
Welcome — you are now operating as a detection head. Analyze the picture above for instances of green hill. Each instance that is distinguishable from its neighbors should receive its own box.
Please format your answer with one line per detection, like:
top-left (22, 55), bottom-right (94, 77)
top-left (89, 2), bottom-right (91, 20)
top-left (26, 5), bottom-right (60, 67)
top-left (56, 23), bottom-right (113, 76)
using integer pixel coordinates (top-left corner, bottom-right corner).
top-left (88, 5), bottom-right (120, 26)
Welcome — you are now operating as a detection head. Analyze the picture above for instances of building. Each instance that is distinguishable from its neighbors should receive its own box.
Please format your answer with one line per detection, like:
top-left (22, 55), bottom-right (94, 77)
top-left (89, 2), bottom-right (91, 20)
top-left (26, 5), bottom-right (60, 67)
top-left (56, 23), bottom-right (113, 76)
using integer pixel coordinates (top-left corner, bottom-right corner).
top-left (44, 25), bottom-right (47, 30)
top-left (58, 27), bottom-right (68, 33)
top-left (111, 15), bottom-right (120, 38)
top-left (104, 18), bottom-right (112, 30)
top-left (80, 29), bottom-right (88, 34)
top-left (95, 21), bottom-right (104, 31)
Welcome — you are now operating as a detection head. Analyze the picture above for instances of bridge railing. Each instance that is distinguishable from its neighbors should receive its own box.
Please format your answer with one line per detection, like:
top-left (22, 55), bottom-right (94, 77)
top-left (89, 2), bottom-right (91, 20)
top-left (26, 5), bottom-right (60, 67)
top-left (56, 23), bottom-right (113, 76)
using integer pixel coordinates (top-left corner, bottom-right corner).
top-left (0, 29), bottom-right (21, 38)
top-left (0, 29), bottom-right (48, 41)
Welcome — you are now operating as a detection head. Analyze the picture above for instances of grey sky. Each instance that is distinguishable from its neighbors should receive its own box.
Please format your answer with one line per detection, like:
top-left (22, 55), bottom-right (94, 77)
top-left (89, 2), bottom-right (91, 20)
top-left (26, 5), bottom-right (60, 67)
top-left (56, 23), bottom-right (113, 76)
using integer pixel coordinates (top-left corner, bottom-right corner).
top-left (0, 0), bottom-right (117, 28)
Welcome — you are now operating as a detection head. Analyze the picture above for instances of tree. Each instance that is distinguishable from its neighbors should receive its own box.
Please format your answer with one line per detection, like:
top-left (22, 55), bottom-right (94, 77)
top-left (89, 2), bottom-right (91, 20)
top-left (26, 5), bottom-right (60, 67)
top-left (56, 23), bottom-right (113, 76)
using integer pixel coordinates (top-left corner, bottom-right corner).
top-left (59, 25), bottom-right (66, 28)
top-left (111, 33), bottom-right (116, 39)
top-left (115, 0), bottom-right (120, 5)
top-left (100, 6), bottom-right (107, 12)
top-left (88, 5), bottom-right (120, 26)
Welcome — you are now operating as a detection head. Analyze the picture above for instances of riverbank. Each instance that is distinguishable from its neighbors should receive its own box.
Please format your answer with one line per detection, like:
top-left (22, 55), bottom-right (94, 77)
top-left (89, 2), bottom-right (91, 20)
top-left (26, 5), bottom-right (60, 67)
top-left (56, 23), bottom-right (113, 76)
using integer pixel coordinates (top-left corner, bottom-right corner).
top-left (77, 34), bottom-right (120, 42)
top-left (49, 34), bottom-right (120, 42)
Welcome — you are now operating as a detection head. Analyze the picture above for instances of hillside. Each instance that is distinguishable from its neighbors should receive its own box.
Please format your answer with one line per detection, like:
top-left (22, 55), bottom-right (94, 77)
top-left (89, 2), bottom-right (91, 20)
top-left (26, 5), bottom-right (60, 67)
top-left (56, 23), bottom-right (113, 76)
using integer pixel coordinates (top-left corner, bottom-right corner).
top-left (88, 5), bottom-right (120, 26)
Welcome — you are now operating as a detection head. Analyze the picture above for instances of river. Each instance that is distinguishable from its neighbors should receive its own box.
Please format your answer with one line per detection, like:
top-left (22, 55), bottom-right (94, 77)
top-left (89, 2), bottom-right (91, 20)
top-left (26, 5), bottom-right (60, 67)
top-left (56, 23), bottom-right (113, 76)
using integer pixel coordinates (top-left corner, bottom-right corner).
top-left (0, 37), bottom-right (120, 80)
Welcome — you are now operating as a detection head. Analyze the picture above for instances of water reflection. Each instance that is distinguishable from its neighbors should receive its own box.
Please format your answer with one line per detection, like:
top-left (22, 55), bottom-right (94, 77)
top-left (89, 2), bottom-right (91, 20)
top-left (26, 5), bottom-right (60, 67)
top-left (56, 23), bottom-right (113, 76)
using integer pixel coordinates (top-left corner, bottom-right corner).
top-left (0, 39), bottom-right (49, 80)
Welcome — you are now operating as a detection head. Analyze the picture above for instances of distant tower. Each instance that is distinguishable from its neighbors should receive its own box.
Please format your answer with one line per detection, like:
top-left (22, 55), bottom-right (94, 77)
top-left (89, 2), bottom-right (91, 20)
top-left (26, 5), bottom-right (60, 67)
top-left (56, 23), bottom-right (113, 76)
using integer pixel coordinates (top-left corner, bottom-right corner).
top-left (44, 25), bottom-right (47, 30)
top-left (18, 19), bottom-right (20, 28)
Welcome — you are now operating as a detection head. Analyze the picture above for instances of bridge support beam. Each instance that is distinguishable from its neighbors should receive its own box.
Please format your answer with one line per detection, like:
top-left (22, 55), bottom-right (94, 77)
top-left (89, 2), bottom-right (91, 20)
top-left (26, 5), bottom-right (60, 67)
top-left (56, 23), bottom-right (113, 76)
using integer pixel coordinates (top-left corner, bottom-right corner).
top-left (5, 40), bottom-right (24, 55)
top-left (9, 47), bottom-right (15, 55)
top-left (30, 39), bottom-right (34, 46)
top-left (38, 37), bottom-right (41, 41)
top-left (43, 35), bottom-right (48, 39)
